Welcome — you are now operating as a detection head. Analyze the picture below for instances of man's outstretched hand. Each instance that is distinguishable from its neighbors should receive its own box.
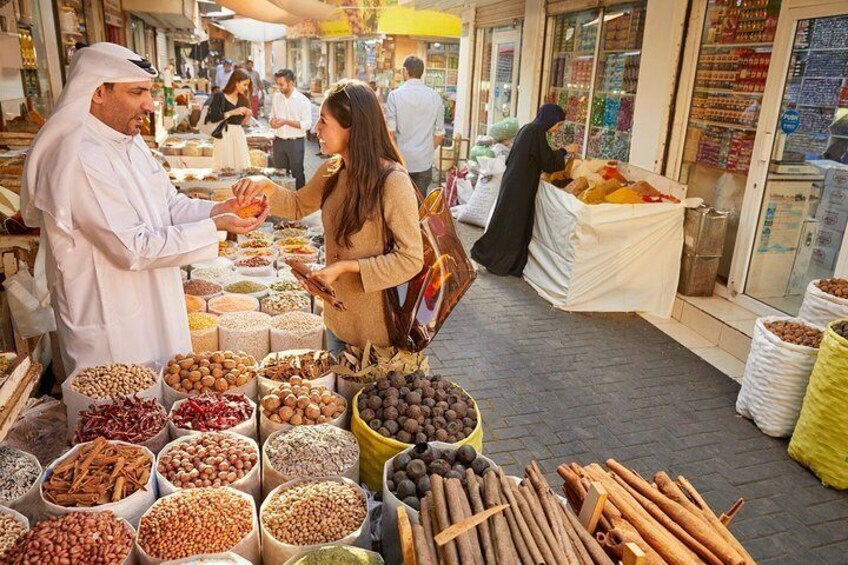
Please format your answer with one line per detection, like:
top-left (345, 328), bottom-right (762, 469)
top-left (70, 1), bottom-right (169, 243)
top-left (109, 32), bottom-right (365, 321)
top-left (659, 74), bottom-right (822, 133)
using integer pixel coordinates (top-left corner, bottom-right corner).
top-left (212, 197), bottom-right (269, 234)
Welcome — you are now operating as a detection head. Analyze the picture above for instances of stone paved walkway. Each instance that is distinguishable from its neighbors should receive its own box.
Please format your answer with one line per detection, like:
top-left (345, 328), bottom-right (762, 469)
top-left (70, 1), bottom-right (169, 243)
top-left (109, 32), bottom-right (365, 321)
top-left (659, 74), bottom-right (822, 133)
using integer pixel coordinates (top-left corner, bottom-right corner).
top-left (303, 144), bottom-right (848, 564)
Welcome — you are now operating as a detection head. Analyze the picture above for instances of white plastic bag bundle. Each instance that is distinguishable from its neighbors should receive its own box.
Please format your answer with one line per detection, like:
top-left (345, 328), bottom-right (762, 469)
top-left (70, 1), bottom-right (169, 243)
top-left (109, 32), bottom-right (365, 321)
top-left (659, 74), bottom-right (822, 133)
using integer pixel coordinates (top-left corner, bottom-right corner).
top-left (39, 440), bottom-right (158, 528)
top-left (736, 317), bottom-right (821, 438)
top-left (455, 177), bottom-right (474, 205)
top-left (156, 432), bottom-right (261, 502)
top-left (457, 155), bottom-right (506, 228)
top-left (798, 280), bottom-right (848, 328)
top-left (260, 477), bottom-right (370, 564)
top-left (2, 254), bottom-right (57, 338)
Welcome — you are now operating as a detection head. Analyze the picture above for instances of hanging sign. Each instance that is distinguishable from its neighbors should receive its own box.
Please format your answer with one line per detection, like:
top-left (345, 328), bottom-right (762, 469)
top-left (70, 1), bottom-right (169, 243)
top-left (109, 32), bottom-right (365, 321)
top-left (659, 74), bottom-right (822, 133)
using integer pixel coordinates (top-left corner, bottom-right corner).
top-left (103, 0), bottom-right (123, 27)
top-left (780, 109), bottom-right (800, 134)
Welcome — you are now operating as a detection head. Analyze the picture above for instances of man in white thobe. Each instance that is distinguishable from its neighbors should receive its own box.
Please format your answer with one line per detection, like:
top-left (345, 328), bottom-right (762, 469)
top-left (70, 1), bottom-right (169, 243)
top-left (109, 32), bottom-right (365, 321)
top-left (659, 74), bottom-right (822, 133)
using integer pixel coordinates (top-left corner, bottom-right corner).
top-left (22, 43), bottom-right (267, 375)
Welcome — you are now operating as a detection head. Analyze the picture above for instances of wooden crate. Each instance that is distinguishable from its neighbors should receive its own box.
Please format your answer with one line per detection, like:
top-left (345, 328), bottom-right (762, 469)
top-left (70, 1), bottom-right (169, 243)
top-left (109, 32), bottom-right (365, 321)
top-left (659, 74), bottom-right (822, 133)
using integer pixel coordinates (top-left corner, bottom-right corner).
top-left (0, 131), bottom-right (36, 150)
top-left (0, 354), bottom-right (43, 442)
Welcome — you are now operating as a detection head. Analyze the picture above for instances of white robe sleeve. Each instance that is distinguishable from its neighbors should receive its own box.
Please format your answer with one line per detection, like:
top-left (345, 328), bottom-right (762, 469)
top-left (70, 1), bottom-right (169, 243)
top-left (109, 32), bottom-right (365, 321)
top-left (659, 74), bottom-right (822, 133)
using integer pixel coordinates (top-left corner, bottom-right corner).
top-left (167, 186), bottom-right (218, 225)
top-left (75, 156), bottom-right (220, 271)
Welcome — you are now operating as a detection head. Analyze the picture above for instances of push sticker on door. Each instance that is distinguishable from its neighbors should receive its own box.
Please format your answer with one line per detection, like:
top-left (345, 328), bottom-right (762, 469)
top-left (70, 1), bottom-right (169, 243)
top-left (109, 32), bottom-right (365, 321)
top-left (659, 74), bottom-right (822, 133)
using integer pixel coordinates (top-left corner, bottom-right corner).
top-left (780, 109), bottom-right (801, 134)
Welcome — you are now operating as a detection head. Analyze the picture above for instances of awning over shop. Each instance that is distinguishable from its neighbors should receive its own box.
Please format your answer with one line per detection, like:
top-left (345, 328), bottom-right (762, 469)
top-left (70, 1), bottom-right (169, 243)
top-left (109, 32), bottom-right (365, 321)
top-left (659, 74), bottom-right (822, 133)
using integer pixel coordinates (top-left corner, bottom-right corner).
top-left (123, 0), bottom-right (200, 30)
top-left (216, 18), bottom-right (289, 42)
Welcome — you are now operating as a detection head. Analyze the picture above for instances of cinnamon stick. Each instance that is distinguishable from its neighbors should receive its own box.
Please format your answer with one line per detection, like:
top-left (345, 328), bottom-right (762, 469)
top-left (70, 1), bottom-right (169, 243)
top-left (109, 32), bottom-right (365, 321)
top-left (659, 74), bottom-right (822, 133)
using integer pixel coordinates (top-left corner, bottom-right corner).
top-left (467, 471), bottom-right (497, 565)
top-left (430, 474), bottom-right (460, 565)
top-left (497, 469), bottom-right (545, 565)
top-left (483, 470), bottom-right (521, 565)
top-left (518, 482), bottom-right (570, 565)
top-left (560, 504), bottom-right (617, 565)
top-left (600, 521), bottom-right (664, 565)
top-left (420, 494), bottom-right (442, 565)
top-left (607, 460), bottom-right (744, 565)
top-left (445, 478), bottom-right (481, 565)
top-left (413, 523), bottom-right (437, 565)
top-left (528, 463), bottom-right (572, 558)
top-left (455, 478), bottom-right (486, 565)
top-left (720, 499), bottom-right (745, 527)
top-left (582, 464), bottom-right (699, 565)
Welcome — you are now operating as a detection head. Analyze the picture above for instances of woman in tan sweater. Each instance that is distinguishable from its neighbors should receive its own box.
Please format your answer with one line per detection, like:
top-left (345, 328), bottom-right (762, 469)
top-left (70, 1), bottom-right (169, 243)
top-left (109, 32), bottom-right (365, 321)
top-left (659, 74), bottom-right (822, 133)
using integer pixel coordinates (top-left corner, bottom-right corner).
top-left (233, 80), bottom-right (424, 352)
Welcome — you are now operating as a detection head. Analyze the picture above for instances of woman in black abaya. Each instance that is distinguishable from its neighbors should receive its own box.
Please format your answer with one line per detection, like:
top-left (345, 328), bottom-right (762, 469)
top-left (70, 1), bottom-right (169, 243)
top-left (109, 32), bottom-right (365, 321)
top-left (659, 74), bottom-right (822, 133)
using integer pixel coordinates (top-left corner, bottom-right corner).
top-left (471, 104), bottom-right (576, 276)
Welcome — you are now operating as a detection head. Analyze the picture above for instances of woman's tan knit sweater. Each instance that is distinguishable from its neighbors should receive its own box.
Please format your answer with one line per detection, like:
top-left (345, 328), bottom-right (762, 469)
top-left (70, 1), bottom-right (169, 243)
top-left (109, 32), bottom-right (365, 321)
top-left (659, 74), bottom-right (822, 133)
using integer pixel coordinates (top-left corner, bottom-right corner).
top-left (269, 161), bottom-right (424, 347)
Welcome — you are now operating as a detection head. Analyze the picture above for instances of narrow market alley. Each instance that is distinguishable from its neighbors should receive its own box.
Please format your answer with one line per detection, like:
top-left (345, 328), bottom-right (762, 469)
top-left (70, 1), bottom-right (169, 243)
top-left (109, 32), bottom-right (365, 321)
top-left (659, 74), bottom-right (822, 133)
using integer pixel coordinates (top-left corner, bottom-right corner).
top-left (303, 147), bottom-right (848, 564)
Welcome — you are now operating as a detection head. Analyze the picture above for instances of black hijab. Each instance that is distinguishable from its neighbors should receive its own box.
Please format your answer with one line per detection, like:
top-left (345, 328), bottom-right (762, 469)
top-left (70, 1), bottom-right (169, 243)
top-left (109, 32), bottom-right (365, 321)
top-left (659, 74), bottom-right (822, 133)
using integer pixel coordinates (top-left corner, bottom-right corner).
top-left (533, 103), bottom-right (565, 131)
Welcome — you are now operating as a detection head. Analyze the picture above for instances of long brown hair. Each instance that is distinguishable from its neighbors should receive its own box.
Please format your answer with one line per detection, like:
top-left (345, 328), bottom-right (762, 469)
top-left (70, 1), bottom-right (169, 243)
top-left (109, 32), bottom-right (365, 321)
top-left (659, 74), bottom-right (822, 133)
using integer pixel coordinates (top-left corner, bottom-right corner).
top-left (321, 80), bottom-right (404, 247)
top-left (223, 69), bottom-right (252, 107)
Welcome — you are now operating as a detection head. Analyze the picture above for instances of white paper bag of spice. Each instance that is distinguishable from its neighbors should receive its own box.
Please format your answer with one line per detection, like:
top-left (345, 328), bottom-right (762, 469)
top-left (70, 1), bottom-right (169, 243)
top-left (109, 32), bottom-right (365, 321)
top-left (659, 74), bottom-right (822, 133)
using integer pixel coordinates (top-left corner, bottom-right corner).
top-left (39, 440), bottom-right (158, 528)
top-left (155, 432), bottom-right (261, 503)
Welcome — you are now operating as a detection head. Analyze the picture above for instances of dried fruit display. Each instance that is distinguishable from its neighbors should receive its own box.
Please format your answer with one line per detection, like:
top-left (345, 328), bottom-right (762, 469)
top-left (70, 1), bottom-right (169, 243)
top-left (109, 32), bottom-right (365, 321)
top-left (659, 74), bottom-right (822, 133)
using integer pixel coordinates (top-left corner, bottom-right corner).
top-left (332, 343), bottom-right (429, 385)
top-left (357, 372), bottom-right (477, 445)
top-left (764, 320), bottom-right (823, 348)
top-left (165, 351), bottom-right (257, 395)
top-left (816, 278), bottom-right (848, 298)
top-left (261, 377), bottom-right (346, 426)
top-left (74, 396), bottom-right (167, 445)
top-left (261, 350), bottom-right (335, 383)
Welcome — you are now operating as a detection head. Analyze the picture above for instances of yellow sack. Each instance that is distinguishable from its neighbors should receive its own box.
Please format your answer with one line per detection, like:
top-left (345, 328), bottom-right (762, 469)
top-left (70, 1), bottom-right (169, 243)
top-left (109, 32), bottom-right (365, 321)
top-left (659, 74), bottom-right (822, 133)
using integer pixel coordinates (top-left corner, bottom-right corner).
top-left (788, 319), bottom-right (848, 489)
top-left (351, 388), bottom-right (484, 491)
top-left (605, 187), bottom-right (644, 204)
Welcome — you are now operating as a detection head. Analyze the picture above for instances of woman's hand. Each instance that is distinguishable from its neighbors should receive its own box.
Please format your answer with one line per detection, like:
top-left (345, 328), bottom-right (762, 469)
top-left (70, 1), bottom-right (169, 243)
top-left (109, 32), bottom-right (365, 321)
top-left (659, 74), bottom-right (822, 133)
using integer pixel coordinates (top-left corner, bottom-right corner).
top-left (310, 260), bottom-right (360, 286)
top-left (232, 175), bottom-right (275, 206)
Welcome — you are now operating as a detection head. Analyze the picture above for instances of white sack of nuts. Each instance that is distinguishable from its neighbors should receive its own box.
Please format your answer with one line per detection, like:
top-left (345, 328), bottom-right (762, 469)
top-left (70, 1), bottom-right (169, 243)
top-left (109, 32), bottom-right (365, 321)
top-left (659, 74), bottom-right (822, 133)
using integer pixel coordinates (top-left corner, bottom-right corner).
top-left (0, 446), bottom-right (43, 521)
top-left (259, 378), bottom-right (347, 444)
top-left (260, 477), bottom-right (370, 564)
top-left (62, 362), bottom-right (163, 434)
top-left (218, 312), bottom-right (272, 362)
top-left (798, 278), bottom-right (848, 329)
top-left (736, 316), bottom-right (823, 438)
top-left (162, 351), bottom-right (259, 411)
top-left (269, 314), bottom-right (325, 356)
top-left (156, 432), bottom-right (261, 502)
top-left (136, 487), bottom-right (260, 565)
top-left (262, 425), bottom-right (360, 495)
top-left (0, 505), bottom-right (29, 557)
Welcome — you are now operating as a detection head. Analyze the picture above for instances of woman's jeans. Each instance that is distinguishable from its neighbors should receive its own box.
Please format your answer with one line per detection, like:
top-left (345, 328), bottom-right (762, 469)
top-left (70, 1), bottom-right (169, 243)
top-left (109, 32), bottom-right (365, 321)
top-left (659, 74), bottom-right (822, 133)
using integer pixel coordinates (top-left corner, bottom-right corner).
top-left (325, 328), bottom-right (347, 358)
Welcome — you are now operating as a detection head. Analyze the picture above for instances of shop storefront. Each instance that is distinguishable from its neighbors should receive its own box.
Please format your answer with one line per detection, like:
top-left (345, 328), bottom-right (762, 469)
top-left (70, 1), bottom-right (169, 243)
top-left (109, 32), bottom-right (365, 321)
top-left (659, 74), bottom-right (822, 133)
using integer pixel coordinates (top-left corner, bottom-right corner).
top-left (667, 0), bottom-right (848, 316)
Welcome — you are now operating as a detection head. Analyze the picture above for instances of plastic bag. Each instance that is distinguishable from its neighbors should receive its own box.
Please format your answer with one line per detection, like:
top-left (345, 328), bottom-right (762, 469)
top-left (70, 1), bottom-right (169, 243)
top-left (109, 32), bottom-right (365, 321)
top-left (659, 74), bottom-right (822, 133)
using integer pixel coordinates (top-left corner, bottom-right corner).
top-left (457, 155), bottom-right (506, 228)
top-left (2, 254), bottom-right (56, 338)
top-left (798, 280), bottom-right (848, 328)
top-left (487, 117), bottom-right (519, 142)
top-left (788, 319), bottom-right (848, 489)
top-left (156, 433), bottom-right (262, 503)
top-left (0, 395), bottom-right (68, 467)
top-left (736, 317), bottom-right (820, 437)
top-left (260, 477), bottom-right (371, 564)
top-left (455, 177), bottom-right (474, 205)
top-left (469, 144), bottom-right (496, 163)
top-left (40, 440), bottom-right (158, 528)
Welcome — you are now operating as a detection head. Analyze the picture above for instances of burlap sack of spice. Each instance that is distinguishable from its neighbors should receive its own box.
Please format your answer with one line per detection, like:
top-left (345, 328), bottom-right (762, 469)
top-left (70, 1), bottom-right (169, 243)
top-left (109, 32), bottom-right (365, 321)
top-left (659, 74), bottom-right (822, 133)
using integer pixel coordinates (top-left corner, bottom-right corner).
top-left (351, 387), bottom-right (484, 491)
top-left (789, 319), bottom-right (848, 489)
top-left (155, 432), bottom-right (262, 503)
top-left (39, 440), bottom-right (158, 528)
top-left (381, 442), bottom-right (499, 565)
top-left (261, 427), bottom-right (360, 496)
top-left (62, 363), bottom-right (164, 436)
top-left (798, 281), bottom-right (848, 329)
top-left (136, 488), bottom-right (261, 565)
top-left (168, 396), bottom-right (258, 442)
top-left (260, 477), bottom-right (370, 564)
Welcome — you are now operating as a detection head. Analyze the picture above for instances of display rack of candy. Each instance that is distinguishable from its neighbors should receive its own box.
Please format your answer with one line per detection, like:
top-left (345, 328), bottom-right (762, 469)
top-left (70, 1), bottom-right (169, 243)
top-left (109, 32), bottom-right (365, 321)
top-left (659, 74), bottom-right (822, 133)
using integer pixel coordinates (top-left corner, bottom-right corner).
top-left (695, 127), bottom-right (755, 173)
top-left (705, 0), bottom-right (780, 45)
top-left (603, 5), bottom-right (645, 51)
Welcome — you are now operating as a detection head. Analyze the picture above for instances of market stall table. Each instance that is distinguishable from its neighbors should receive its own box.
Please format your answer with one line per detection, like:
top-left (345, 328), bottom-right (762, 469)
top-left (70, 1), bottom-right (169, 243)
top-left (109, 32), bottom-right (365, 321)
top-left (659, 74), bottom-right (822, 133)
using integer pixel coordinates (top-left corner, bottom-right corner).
top-left (171, 169), bottom-right (296, 200)
top-left (524, 164), bottom-right (687, 318)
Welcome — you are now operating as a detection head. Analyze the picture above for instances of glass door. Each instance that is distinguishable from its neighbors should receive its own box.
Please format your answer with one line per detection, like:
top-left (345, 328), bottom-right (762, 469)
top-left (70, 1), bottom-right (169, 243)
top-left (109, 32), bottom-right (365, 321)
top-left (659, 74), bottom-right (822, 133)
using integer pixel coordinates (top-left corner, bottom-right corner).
top-left (488, 29), bottom-right (521, 127)
top-left (743, 8), bottom-right (848, 314)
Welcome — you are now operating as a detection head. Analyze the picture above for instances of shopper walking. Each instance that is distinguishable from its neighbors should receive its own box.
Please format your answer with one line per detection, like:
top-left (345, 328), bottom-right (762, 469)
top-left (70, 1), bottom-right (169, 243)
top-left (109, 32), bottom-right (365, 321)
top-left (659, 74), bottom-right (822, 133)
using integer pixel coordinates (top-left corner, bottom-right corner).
top-left (270, 69), bottom-right (312, 188)
top-left (244, 59), bottom-right (264, 117)
top-left (214, 58), bottom-right (234, 89)
top-left (207, 69), bottom-right (253, 171)
top-left (21, 43), bottom-right (267, 374)
top-left (232, 80), bottom-right (424, 354)
top-left (471, 104), bottom-right (578, 277)
top-left (385, 55), bottom-right (445, 196)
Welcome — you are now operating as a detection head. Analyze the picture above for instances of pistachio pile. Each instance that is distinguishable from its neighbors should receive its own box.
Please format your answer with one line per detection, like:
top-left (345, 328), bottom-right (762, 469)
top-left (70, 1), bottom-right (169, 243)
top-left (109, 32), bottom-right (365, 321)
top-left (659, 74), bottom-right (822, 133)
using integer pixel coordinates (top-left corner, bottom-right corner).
top-left (357, 372), bottom-right (477, 444)
top-left (71, 363), bottom-right (158, 399)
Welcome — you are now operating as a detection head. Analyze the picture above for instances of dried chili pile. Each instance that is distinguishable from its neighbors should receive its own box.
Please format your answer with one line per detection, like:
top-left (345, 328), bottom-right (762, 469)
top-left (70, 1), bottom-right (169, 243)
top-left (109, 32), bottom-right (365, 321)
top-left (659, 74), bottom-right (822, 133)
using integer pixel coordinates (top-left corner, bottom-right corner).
top-left (74, 396), bottom-right (167, 445)
top-left (171, 393), bottom-right (254, 432)
top-left (43, 437), bottom-right (151, 507)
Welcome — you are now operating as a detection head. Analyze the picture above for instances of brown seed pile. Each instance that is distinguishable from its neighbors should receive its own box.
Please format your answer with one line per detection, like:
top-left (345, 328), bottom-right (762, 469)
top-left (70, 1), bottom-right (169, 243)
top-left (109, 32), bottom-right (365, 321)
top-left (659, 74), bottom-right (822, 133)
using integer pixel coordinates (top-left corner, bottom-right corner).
top-left (43, 437), bottom-right (151, 507)
top-left (138, 488), bottom-right (254, 559)
top-left (3, 511), bottom-right (133, 564)
top-left (236, 256), bottom-right (273, 268)
top-left (764, 320), bottom-right (823, 348)
top-left (264, 425), bottom-right (359, 480)
top-left (261, 377), bottom-right (346, 425)
top-left (70, 363), bottom-right (158, 399)
top-left (158, 432), bottom-right (258, 489)
top-left (816, 278), bottom-right (848, 298)
top-left (262, 480), bottom-right (366, 546)
top-left (0, 512), bottom-right (27, 556)
top-left (357, 372), bottom-right (478, 444)
top-left (261, 291), bottom-right (310, 316)
top-left (165, 351), bottom-right (257, 395)
top-left (184, 279), bottom-right (223, 297)
top-left (261, 350), bottom-right (335, 383)
top-left (832, 319), bottom-right (848, 339)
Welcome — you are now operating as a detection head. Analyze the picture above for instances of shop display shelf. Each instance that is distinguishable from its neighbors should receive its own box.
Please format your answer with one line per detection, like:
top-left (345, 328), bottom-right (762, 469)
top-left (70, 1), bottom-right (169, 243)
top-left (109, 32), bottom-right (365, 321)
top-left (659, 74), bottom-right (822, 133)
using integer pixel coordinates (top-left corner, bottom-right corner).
top-left (694, 87), bottom-right (764, 97)
top-left (591, 125), bottom-right (632, 135)
top-left (600, 48), bottom-right (643, 54)
top-left (553, 50), bottom-right (596, 57)
top-left (701, 41), bottom-right (774, 49)
top-left (689, 119), bottom-right (758, 132)
top-left (594, 90), bottom-right (636, 97)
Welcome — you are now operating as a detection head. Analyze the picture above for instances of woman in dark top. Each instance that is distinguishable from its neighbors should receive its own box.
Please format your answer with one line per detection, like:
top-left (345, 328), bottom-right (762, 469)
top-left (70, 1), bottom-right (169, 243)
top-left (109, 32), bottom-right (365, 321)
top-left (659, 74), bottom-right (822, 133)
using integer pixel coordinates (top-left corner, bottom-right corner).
top-left (207, 69), bottom-right (253, 170)
top-left (471, 104), bottom-right (577, 276)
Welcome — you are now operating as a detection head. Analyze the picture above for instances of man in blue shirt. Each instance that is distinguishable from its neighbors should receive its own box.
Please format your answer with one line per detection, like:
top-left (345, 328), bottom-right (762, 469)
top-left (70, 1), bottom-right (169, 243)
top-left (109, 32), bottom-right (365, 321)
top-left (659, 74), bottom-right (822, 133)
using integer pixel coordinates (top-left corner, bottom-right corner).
top-left (385, 56), bottom-right (445, 196)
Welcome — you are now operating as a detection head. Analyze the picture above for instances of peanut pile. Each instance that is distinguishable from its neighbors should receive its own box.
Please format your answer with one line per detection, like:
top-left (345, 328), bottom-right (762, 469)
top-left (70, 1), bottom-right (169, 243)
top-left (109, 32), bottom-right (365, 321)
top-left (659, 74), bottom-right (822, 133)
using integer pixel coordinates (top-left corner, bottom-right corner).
top-left (165, 351), bottom-right (257, 395)
top-left (158, 432), bottom-right (258, 489)
top-left (262, 480), bottom-right (366, 546)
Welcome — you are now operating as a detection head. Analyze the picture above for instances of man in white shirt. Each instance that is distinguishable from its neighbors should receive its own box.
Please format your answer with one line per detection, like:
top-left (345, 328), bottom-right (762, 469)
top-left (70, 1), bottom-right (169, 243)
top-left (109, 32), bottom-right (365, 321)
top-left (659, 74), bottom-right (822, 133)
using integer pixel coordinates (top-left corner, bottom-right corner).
top-left (385, 55), bottom-right (445, 196)
top-left (215, 58), bottom-right (233, 89)
top-left (21, 43), bottom-right (267, 374)
top-left (270, 69), bottom-right (312, 188)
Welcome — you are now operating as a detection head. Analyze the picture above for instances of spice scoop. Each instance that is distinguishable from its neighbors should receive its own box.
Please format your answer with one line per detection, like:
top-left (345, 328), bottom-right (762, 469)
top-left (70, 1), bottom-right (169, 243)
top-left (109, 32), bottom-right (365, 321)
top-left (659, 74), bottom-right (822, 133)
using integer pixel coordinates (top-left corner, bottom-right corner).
top-left (285, 258), bottom-right (347, 312)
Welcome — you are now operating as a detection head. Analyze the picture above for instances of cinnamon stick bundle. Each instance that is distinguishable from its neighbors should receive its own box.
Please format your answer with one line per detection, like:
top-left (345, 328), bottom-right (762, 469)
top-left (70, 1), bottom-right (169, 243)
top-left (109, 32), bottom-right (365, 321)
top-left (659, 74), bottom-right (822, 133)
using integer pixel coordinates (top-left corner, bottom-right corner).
top-left (430, 474), bottom-right (460, 565)
top-left (466, 471), bottom-right (497, 565)
top-left (482, 470), bottom-right (521, 565)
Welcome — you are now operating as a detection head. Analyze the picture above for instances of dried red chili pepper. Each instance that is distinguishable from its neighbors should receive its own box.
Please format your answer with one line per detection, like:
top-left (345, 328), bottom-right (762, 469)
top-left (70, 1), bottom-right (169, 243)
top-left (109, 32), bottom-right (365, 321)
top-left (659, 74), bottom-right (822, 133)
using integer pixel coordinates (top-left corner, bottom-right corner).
top-left (171, 393), bottom-right (254, 432)
top-left (74, 396), bottom-right (167, 444)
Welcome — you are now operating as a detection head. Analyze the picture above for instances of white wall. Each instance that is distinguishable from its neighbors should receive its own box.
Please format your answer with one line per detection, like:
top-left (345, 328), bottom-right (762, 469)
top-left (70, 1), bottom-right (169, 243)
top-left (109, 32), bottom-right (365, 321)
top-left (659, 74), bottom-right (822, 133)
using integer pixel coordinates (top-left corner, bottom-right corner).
top-left (453, 8), bottom-right (476, 138)
top-left (516, 0), bottom-right (546, 125)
